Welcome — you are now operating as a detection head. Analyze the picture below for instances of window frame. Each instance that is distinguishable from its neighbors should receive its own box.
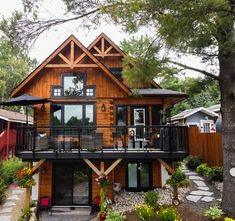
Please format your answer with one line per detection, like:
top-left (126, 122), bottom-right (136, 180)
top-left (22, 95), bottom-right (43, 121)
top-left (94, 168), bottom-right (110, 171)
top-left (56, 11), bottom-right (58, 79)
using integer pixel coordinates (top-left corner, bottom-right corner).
top-left (50, 73), bottom-right (96, 98)
top-left (126, 161), bottom-right (153, 192)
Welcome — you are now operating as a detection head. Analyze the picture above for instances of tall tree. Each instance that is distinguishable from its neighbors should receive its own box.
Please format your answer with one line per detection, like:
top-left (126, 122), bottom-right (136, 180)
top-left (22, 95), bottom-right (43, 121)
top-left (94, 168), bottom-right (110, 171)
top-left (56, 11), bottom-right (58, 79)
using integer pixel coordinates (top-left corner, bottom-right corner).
top-left (1, 0), bottom-right (235, 216)
top-left (159, 75), bottom-right (220, 115)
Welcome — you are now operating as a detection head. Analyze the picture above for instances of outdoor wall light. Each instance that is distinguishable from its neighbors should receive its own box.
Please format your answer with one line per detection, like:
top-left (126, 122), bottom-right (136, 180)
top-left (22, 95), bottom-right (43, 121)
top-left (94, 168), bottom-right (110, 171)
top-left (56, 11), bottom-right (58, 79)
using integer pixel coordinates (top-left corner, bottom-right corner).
top-left (101, 104), bottom-right (106, 112)
top-left (41, 166), bottom-right (46, 174)
top-left (41, 104), bottom-right (45, 112)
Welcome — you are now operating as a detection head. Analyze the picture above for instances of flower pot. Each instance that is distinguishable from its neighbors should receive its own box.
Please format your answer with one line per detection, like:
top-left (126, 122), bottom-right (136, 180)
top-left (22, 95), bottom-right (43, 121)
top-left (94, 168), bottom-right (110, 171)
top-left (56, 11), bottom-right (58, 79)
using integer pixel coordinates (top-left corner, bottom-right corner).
top-left (99, 213), bottom-right (106, 220)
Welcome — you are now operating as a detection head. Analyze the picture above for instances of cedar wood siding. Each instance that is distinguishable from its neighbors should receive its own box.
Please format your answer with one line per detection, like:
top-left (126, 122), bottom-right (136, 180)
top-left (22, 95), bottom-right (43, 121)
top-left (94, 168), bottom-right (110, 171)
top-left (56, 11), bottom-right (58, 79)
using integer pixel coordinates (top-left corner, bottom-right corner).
top-left (14, 35), bottom-right (167, 206)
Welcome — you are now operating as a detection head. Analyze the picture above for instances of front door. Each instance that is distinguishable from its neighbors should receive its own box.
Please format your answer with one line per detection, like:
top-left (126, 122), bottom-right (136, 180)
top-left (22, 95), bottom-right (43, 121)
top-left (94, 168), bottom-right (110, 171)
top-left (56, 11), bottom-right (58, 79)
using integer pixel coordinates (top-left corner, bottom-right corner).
top-left (133, 108), bottom-right (146, 140)
top-left (53, 162), bottom-right (91, 206)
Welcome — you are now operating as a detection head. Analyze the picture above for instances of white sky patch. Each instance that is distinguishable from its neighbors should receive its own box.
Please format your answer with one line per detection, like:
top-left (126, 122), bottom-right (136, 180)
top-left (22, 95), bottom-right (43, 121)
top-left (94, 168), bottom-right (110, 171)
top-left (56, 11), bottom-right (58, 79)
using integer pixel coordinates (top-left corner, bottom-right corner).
top-left (0, 0), bottom-right (217, 79)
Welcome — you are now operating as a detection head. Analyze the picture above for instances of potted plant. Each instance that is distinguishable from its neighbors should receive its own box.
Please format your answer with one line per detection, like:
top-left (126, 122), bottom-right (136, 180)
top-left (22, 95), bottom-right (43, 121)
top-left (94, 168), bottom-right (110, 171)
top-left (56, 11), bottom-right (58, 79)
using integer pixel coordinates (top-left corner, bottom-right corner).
top-left (167, 168), bottom-right (190, 205)
top-left (96, 175), bottom-right (110, 220)
top-left (15, 167), bottom-right (36, 188)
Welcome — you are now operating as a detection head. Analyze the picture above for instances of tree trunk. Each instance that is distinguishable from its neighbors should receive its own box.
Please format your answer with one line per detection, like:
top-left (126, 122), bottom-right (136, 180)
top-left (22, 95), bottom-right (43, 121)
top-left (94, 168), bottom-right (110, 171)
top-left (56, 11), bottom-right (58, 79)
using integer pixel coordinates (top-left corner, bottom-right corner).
top-left (219, 49), bottom-right (235, 217)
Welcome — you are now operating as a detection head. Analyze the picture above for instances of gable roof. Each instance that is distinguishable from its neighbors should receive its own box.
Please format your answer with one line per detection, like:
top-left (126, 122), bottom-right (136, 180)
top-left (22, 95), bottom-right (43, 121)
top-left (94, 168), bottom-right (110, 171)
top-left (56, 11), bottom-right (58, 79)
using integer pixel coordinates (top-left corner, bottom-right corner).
top-left (11, 35), bottom-right (132, 97)
top-left (171, 107), bottom-right (219, 121)
top-left (88, 33), bottom-right (161, 89)
top-left (0, 109), bottom-right (33, 124)
top-left (208, 104), bottom-right (221, 113)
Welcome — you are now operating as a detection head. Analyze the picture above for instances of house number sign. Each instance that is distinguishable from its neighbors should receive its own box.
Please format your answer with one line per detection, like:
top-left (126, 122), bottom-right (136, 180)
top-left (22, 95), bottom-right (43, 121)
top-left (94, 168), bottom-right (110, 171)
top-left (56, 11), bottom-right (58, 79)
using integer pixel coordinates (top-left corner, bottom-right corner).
top-left (229, 168), bottom-right (235, 177)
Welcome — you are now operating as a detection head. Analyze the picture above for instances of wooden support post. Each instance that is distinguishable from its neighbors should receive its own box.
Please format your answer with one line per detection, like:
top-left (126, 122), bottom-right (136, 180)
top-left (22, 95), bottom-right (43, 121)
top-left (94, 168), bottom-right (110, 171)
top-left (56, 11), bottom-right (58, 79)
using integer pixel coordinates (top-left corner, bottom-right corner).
top-left (84, 159), bottom-right (100, 176)
top-left (25, 162), bottom-right (32, 209)
top-left (158, 159), bottom-right (174, 174)
top-left (29, 159), bottom-right (46, 176)
top-left (100, 162), bottom-right (105, 174)
top-left (104, 159), bottom-right (122, 176)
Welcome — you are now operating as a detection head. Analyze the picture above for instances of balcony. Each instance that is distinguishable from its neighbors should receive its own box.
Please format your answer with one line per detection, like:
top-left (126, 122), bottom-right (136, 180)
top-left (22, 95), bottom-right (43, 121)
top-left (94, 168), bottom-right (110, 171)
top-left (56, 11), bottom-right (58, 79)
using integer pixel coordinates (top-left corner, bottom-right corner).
top-left (16, 125), bottom-right (188, 160)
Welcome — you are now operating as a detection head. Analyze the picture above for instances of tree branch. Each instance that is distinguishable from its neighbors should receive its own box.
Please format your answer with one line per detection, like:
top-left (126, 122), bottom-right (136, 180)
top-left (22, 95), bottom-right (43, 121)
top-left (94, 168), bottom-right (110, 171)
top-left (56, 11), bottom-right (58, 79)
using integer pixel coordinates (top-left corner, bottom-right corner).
top-left (168, 60), bottom-right (219, 80)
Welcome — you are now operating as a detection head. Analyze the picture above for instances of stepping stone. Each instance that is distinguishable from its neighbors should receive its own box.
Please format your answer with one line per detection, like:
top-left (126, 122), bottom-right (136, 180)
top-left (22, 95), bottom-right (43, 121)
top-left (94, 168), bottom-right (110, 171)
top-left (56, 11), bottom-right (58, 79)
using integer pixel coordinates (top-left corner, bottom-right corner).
top-left (7, 195), bottom-right (20, 200)
top-left (186, 195), bottom-right (202, 203)
top-left (188, 175), bottom-right (204, 180)
top-left (193, 180), bottom-right (207, 187)
top-left (197, 186), bottom-right (209, 191)
top-left (190, 190), bottom-right (213, 196)
top-left (0, 216), bottom-right (11, 221)
top-left (185, 172), bottom-right (197, 175)
top-left (3, 202), bottom-right (16, 207)
top-left (201, 196), bottom-right (214, 202)
top-left (12, 190), bottom-right (24, 194)
top-left (0, 207), bottom-right (13, 213)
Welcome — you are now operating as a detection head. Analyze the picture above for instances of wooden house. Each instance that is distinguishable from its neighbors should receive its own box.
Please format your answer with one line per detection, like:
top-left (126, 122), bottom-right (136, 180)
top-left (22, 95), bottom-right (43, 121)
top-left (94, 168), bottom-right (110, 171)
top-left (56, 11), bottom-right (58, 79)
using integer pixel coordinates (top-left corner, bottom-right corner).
top-left (12, 33), bottom-right (189, 209)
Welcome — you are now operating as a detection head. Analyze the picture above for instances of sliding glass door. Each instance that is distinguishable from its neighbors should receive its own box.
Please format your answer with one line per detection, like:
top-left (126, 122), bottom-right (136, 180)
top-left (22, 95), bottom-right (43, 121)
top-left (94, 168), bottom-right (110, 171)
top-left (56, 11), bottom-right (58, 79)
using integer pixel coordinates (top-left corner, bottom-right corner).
top-left (127, 162), bottom-right (152, 191)
top-left (53, 163), bottom-right (91, 206)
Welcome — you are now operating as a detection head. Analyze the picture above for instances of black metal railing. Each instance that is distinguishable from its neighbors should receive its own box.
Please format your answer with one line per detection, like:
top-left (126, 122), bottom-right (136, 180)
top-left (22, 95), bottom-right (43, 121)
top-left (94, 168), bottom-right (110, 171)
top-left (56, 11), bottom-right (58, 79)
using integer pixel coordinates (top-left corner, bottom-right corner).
top-left (16, 125), bottom-right (188, 155)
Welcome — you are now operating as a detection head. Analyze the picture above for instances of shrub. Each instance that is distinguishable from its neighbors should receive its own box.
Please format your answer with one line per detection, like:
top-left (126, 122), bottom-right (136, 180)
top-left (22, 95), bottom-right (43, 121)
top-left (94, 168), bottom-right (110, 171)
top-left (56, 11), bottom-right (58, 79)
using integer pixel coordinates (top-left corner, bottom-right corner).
top-left (3, 157), bottom-right (25, 185)
top-left (167, 169), bottom-right (190, 188)
top-left (136, 204), bottom-right (155, 221)
top-left (105, 210), bottom-right (126, 221)
top-left (203, 207), bottom-right (224, 220)
top-left (0, 177), bottom-right (6, 202)
top-left (17, 208), bottom-right (31, 221)
top-left (196, 163), bottom-right (211, 176)
top-left (144, 191), bottom-right (159, 210)
top-left (158, 207), bottom-right (182, 221)
top-left (224, 218), bottom-right (235, 221)
top-left (208, 167), bottom-right (223, 182)
top-left (185, 155), bottom-right (204, 170)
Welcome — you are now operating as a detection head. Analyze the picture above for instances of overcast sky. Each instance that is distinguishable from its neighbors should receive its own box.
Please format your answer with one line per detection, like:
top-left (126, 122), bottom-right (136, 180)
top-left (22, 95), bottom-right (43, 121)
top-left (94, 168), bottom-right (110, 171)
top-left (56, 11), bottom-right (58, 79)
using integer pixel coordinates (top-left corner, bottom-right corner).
top-left (0, 0), bottom-right (211, 78)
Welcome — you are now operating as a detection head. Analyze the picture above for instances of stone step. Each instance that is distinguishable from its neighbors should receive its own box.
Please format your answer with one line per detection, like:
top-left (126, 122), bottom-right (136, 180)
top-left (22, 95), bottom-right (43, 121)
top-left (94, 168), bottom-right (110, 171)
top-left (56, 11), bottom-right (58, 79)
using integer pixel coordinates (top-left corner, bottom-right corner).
top-left (50, 206), bottom-right (91, 216)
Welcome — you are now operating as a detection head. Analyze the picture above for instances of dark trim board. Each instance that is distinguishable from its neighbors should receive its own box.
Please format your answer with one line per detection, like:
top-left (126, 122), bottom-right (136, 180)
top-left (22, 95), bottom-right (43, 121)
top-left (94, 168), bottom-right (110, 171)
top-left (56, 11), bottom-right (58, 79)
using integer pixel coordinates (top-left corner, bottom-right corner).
top-left (18, 150), bottom-right (187, 161)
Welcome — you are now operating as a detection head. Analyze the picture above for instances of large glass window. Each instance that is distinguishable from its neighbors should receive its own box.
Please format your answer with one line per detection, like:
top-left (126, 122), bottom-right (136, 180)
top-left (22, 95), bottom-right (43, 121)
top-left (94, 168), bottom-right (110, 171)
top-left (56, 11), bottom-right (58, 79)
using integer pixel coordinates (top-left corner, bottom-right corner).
top-left (64, 105), bottom-right (83, 126)
top-left (63, 75), bottom-right (84, 96)
top-left (52, 104), bottom-right (94, 136)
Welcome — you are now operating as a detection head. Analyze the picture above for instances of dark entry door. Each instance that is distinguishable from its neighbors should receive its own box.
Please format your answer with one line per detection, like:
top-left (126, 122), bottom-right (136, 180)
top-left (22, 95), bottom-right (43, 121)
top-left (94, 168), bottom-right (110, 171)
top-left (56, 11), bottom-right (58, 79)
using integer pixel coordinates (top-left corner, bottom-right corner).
top-left (53, 163), bottom-right (91, 206)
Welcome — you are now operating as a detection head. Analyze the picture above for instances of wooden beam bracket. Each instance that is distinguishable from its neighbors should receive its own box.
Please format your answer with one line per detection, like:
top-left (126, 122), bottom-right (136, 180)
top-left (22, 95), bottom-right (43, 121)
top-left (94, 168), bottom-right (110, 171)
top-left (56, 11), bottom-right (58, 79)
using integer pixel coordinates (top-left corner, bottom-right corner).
top-left (158, 159), bottom-right (174, 174)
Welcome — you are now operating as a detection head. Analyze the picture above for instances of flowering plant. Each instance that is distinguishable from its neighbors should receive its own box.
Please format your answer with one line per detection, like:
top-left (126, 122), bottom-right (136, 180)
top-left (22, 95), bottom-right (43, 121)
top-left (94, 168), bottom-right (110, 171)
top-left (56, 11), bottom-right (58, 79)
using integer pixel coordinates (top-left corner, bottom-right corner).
top-left (96, 175), bottom-right (110, 188)
top-left (15, 168), bottom-right (36, 188)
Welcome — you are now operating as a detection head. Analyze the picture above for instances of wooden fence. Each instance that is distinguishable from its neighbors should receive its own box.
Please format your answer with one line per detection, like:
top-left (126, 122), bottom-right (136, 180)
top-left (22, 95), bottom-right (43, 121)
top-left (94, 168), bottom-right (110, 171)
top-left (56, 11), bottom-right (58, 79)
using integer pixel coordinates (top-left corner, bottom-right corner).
top-left (188, 127), bottom-right (223, 166)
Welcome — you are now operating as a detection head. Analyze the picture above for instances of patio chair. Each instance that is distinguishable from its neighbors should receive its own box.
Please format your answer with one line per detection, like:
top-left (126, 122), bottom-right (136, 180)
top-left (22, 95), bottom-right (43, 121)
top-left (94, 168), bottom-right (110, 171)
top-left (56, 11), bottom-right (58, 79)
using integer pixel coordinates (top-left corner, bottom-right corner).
top-left (81, 131), bottom-right (103, 151)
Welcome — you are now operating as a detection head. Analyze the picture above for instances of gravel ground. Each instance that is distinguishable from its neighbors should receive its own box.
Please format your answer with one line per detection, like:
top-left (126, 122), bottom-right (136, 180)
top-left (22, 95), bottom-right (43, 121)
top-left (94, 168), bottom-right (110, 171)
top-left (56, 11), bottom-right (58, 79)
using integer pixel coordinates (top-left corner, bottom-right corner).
top-left (111, 185), bottom-right (190, 213)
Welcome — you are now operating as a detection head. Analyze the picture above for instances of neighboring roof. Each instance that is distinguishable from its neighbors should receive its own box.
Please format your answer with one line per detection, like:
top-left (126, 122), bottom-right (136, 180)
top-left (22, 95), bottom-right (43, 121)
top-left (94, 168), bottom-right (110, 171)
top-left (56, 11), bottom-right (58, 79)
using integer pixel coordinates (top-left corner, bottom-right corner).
top-left (208, 104), bottom-right (221, 113)
top-left (11, 35), bottom-right (132, 97)
top-left (0, 109), bottom-right (33, 124)
top-left (171, 107), bottom-right (219, 121)
top-left (132, 88), bottom-right (188, 97)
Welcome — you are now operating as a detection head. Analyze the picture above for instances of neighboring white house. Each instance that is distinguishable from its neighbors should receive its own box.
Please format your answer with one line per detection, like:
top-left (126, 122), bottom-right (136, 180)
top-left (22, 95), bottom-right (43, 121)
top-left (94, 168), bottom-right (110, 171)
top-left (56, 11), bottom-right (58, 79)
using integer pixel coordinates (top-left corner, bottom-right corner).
top-left (171, 107), bottom-right (219, 133)
top-left (208, 104), bottom-right (221, 132)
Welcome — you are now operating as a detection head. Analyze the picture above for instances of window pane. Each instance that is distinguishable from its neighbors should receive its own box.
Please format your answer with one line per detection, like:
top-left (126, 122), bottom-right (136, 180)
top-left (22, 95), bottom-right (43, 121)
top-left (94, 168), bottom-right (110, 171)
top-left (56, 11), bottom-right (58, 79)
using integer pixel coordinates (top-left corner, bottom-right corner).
top-left (134, 109), bottom-right (145, 124)
top-left (117, 106), bottom-right (127, 126)
top-left (140, 164), bottom-right (150, 188)
top-left (53, 105), bottom-right (62, 125)
top-left (64, 75), bottom-right (84, 96)
top-left (85, 105), bottom-right (94, 126)
top-left (128, 163), bottom-right (137, 188)
top-left (64, 105), bottom-right (83, 126)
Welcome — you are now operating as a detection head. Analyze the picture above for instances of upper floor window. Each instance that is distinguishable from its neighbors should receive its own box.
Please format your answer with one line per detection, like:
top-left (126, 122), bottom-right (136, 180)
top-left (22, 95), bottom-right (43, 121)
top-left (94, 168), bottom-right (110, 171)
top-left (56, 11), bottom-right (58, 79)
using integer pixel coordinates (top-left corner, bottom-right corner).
top-left (63, 75), bottom-right (84, 96)
top-left (51, 73), bottom-right (95, 98)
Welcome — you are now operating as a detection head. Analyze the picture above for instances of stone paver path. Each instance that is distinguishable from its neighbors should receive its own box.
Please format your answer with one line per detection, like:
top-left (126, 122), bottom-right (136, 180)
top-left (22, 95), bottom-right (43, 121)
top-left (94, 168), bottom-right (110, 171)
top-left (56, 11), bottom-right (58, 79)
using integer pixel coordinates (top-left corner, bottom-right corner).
top-left (0, 184), bottom-right (25, 221)
top-left (181, 165), bottom-right (215, 203)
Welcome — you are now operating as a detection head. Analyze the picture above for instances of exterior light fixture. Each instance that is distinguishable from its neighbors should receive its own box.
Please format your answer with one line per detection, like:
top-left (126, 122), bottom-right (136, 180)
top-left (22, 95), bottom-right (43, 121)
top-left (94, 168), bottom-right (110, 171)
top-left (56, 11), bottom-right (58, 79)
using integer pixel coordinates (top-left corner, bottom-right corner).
top-left (101, 104), bottom-right (106, 112)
